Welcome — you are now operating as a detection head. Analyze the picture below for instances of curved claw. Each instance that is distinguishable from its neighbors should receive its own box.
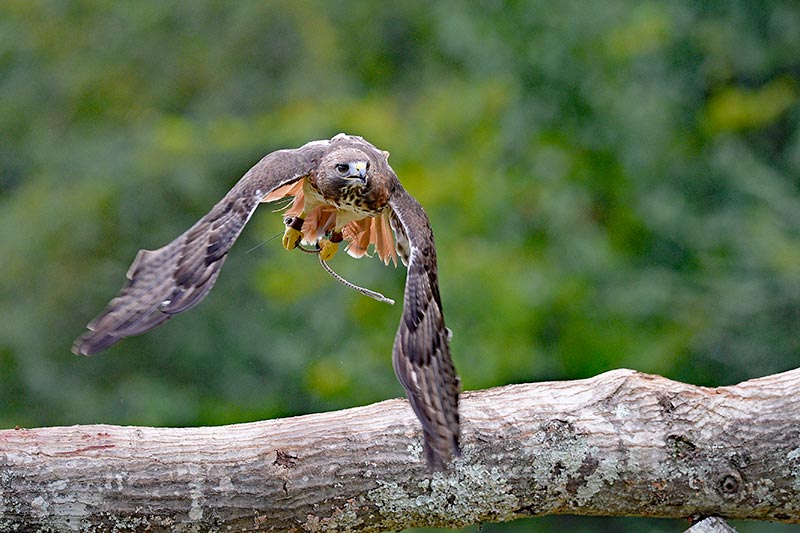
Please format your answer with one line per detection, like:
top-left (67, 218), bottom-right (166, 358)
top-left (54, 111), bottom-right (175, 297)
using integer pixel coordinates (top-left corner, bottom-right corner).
top-left (282, 227), bottom-right (303, 251)
top-left (318, 238), bottom-right (339, 261)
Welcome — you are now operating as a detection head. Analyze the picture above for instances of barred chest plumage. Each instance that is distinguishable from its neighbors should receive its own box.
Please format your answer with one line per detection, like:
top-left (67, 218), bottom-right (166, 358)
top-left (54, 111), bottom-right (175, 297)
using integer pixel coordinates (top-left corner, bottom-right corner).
top-left (309, 174), bottom-right (388, 216)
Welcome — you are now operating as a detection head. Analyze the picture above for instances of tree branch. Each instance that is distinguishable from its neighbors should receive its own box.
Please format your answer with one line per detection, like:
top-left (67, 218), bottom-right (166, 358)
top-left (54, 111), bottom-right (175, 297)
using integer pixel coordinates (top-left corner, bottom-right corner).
top-left (2, 368), bottom-right (799, 532)
top-left (685, 517), bottom-right (739, 533)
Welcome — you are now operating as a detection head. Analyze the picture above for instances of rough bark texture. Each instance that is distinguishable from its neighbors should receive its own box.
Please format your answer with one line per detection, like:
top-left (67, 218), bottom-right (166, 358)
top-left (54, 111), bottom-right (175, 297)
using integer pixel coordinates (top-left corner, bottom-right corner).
top-left (1, 368), bottom-right (799, 532)
top-left (685, 516), bottom-right (739, 533)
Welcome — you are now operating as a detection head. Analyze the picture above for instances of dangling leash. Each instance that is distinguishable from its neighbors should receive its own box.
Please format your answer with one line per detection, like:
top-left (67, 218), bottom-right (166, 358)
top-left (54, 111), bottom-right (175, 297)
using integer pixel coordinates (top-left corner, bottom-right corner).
top-left (296, 243), bottom-right (395, 305)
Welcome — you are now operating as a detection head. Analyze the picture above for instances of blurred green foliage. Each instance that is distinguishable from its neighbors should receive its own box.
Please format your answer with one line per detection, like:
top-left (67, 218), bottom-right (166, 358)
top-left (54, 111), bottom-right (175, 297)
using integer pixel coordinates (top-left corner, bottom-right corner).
top-left (1, 1), bottom-right (799, 531)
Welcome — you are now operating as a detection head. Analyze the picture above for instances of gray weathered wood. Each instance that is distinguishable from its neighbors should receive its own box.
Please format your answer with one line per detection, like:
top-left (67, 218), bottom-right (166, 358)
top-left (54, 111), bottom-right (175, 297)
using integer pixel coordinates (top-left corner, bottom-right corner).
top-left (685, 516), bottom-right (738, 532)
top-left (1, 368), bottom-right (799, 532)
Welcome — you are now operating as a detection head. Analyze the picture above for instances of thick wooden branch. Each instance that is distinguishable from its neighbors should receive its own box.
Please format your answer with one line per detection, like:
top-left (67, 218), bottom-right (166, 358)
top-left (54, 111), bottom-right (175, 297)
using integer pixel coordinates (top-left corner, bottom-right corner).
top-left (686, 516), bottom-right (739, 533)
top-left (2, 368), bottom-right (799, 532)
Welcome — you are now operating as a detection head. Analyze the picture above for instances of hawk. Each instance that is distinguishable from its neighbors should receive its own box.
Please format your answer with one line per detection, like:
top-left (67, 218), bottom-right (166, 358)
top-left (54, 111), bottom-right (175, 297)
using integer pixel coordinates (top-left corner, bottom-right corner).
top-left (72, 133), bottom-right (461, 469)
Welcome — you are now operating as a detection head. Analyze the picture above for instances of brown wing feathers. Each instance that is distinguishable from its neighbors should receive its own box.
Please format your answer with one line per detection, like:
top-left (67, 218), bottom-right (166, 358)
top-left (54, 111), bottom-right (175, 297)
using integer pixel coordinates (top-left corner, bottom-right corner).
top-left (72, 143), bottom-right (327, 356)
top-left (389, 186), bottom-right (461, 469)
top-left (73, 196), bottom-right (253, 355)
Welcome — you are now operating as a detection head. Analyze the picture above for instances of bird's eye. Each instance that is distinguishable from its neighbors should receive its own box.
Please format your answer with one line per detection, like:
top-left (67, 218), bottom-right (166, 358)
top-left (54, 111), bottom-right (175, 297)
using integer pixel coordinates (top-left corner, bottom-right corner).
top-left (335, 163), bottom-right (350, 174)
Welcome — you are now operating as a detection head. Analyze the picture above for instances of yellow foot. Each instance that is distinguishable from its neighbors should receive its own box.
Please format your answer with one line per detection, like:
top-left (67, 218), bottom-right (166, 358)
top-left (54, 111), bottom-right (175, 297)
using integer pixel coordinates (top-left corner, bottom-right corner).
top-left (318, 238), bottom-right (339, 261)
top-left (282, 227), bottom-right (303, 251)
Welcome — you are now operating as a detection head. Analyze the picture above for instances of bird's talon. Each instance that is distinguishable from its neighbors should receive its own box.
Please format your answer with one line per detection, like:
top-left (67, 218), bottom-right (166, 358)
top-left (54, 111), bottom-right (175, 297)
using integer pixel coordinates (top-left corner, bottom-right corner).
top-left (282, 227), bottom-right (303, 251)
top-left (318, 238), bottom-right (339, 261)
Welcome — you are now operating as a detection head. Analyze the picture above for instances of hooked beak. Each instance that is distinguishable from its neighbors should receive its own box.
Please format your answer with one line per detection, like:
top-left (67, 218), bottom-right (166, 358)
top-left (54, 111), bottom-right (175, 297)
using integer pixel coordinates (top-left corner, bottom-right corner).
top-left (354, 161), bottom-right (368, 182)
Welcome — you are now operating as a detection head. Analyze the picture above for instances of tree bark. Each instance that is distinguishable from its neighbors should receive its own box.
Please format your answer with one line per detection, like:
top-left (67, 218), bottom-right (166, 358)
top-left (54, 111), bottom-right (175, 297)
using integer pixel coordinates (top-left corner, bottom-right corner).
top-left (685, 516), bottom-right (739, 533)
top-left (1, 368), bottom-right (799, 532)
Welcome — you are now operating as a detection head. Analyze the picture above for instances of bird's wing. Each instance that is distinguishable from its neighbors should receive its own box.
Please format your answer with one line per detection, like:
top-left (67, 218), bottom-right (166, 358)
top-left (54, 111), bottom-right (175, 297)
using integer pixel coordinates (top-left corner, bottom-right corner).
top-left (388, 184), bottom-right (460, 470)
top-left (73, 140), bottom-right (330, 356)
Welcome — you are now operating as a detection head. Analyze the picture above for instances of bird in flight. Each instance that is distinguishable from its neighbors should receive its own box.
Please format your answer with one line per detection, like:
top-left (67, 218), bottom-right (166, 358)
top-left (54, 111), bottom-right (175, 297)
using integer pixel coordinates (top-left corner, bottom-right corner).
top-left (73, 133), bottom-right (460, 469)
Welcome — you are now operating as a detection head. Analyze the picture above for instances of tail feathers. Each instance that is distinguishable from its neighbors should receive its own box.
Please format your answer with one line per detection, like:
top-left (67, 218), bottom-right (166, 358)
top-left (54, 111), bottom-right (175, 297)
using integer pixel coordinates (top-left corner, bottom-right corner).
top-left (343, 211), bottom-right (397, 265)
top-left (302, 206), bottom-right (336, 244)
top-left (376, 211), bottom-right (397, 265)
top-left (344, 218), bottom-right (372, 258)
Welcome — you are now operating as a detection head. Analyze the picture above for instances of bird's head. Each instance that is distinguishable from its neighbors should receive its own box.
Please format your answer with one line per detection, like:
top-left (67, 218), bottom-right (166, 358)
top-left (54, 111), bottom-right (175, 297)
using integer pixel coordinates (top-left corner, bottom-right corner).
top-left (312, 134), bottom-right (395, 209)
top-left (317, 142), bottom-right (387, 196)
top-left (333, 158), bottom-right (370, 184)
top-left (323, 144), bottom-right (373, 178)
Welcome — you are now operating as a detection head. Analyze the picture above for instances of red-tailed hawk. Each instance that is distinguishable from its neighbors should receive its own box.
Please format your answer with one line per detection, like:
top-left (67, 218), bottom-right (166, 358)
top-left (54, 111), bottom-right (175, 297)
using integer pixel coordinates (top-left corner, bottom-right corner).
top-left (73, 133), bottom-right (460, 469)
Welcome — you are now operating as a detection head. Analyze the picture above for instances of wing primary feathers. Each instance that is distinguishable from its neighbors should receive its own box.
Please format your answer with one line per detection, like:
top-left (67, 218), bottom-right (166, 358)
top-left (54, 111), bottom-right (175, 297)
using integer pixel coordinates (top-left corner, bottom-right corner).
top-left (388, 183), bottom-right (461, 470)
top-left (72, 140), bottom-right (329, 356)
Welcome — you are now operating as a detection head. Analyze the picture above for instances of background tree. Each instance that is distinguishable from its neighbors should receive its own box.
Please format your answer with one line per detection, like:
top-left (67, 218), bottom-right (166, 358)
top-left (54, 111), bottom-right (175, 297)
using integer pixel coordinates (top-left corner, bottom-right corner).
top-left (1, 1), bottom-right (799, 531)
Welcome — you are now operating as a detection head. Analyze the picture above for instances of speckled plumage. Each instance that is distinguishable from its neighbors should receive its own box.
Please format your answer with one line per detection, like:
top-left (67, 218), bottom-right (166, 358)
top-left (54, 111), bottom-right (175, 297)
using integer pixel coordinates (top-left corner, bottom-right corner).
top-left (73, 133), bottom-right (460, 469)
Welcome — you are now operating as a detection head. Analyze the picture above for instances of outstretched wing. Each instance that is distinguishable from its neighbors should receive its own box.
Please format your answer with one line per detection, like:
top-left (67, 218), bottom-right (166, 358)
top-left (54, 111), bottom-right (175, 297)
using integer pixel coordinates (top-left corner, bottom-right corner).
top-left (389, 184), bottom-right (460, 470)
top-left (72, 140), bottom-right (330, 356)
